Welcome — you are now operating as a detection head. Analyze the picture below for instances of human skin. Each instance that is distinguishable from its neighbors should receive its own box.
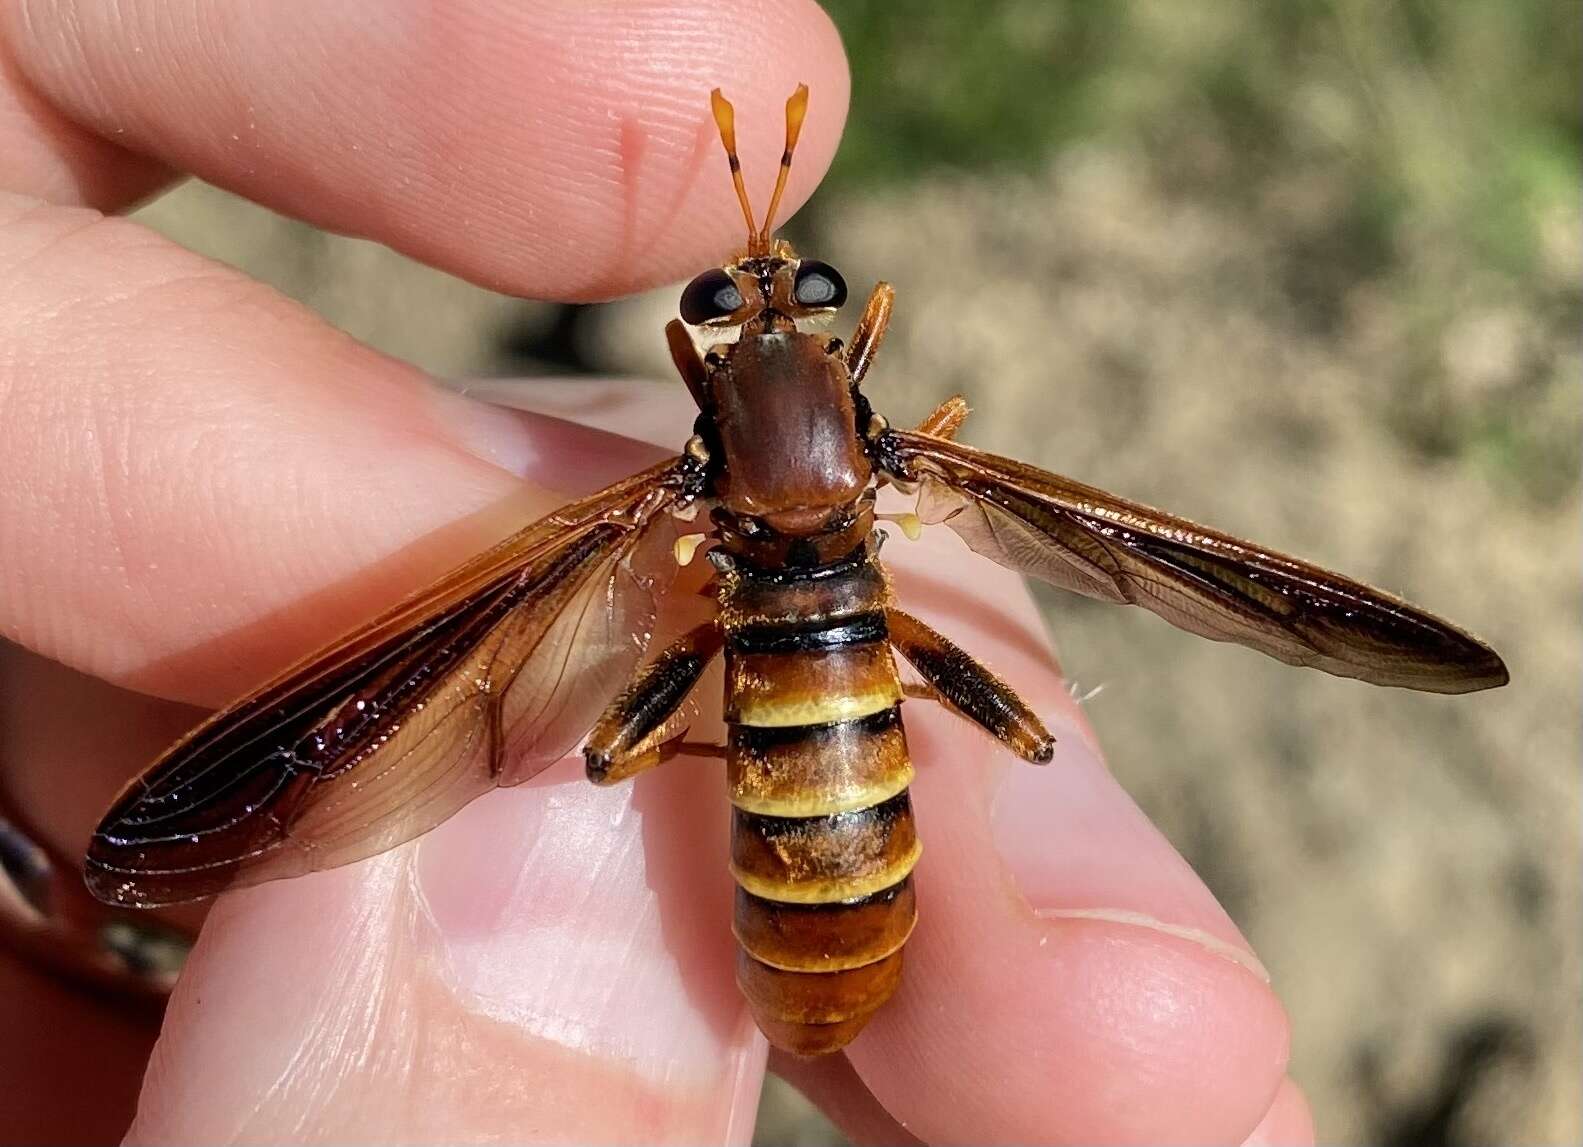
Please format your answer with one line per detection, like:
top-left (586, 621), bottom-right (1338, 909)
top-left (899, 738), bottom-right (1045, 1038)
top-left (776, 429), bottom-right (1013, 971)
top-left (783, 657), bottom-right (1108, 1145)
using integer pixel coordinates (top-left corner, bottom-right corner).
top-left (0, 1), bottom-right (1314, 1143)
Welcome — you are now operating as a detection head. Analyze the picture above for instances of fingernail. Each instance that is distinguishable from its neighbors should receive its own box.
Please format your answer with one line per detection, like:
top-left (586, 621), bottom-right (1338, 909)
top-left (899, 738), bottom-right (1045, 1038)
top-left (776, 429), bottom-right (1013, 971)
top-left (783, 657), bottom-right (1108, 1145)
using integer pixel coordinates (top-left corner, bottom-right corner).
top-left (414, 758), bottom-right (749, 1071)
top-left (992, 722), bottom-right (1270, 982)
top-left (428, 380), bottom-right (673, 489)
top-left (1034, 906), bottom-right (1269, 980)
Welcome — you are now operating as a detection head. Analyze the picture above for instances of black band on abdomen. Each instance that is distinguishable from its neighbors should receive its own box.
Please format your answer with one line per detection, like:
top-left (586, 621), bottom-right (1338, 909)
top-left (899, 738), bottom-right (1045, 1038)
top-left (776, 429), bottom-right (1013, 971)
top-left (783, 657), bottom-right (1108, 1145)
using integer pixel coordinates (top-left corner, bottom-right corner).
top-left (727, 612), bottom-right (888, 654)
top-left (729, 704), bottom-right (899, 752)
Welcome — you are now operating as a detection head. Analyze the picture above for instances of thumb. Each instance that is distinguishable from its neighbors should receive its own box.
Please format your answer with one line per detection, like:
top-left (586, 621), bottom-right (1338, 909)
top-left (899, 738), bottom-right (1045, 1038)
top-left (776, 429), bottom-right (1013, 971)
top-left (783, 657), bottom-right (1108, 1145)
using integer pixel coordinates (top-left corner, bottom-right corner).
top-left (125, 403), bottom-right (764, 1145)
top-left (130, 760), bottom-right (764, 1145)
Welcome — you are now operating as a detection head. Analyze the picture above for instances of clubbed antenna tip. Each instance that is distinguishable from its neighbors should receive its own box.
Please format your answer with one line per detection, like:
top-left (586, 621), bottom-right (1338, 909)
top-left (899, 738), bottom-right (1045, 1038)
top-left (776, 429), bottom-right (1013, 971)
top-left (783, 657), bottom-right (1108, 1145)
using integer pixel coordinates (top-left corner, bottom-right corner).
top-left (709, 84), bottom-right (810, 256)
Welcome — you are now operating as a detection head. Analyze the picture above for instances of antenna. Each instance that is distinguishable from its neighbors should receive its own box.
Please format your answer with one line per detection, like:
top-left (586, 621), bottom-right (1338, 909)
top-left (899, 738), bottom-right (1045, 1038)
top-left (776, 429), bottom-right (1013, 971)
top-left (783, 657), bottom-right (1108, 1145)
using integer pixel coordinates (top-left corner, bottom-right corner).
top-left (760, 84), bottom-right (809, 247)
top-left (709, 85), bottom-right (809, 256)
top-left (709, 89), bottom-right (760, 253)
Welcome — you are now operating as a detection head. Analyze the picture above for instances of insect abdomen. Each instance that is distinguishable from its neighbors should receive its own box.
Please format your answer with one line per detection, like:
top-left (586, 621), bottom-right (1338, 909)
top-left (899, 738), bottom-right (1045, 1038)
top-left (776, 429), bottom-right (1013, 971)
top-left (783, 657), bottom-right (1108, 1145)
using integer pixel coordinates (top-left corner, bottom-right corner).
top-left (721, 550), bottom-right (919, 1054)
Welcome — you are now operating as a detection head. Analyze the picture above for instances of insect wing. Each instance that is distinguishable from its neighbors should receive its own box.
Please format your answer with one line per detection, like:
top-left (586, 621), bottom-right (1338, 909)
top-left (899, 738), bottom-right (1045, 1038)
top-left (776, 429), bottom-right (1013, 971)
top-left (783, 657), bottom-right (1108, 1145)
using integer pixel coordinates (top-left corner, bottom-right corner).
top-left (890, 431), bottom-right (1506, 694)
top-left (86, 460), bottom-right (691, 906)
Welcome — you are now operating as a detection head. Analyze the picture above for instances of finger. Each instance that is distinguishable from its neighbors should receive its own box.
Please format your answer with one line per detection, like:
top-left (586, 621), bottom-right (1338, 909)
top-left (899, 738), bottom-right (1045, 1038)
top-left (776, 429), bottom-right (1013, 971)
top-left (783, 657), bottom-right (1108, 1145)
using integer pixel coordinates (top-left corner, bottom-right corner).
top-left (129, 755), bottom-right (767, 1145)
top-left (0, 49), bottom-right (172, 206)
top-left (831, 515), bottom-right (1290, 1145)
top-left (1, 0), bottom-right (849, 297)
top-left (456, 377), bottom-right (701, 448)
top-left (0, 345), bottom-right (686, 872)
top-left (0, 189), bottom-right (666, 706)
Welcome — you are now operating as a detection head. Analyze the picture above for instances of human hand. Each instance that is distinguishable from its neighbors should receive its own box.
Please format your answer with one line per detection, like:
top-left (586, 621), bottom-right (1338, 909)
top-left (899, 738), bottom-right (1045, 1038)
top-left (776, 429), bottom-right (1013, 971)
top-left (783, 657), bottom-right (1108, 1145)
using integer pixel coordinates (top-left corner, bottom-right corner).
top-left (0, 2), bottom-right (1313, 1142)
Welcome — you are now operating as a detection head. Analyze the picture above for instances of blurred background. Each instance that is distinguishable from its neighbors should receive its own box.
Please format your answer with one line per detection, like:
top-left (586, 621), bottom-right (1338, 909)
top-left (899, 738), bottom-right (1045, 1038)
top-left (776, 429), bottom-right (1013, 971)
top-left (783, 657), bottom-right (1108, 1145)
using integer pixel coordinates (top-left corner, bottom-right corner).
top-left (128, 2), bottom-right (1579, 1142)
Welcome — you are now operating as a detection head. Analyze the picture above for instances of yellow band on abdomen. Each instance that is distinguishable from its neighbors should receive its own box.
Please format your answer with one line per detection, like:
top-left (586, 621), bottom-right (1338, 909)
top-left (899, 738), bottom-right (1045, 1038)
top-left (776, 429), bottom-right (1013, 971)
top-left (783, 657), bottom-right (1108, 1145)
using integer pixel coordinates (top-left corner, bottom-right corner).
top-left (725, 643), bottom-right (903, 728)
top-left (731, 839), bottom-right (922, 904)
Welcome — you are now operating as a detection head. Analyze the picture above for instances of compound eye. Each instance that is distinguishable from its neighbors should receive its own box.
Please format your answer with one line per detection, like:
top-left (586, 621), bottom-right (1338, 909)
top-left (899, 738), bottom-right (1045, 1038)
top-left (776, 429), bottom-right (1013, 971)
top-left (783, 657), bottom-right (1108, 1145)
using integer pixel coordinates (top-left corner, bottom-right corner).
top-left (793, 260), bottom-right (847, 309)
top-left (680, 269), bottom-right (745, 325)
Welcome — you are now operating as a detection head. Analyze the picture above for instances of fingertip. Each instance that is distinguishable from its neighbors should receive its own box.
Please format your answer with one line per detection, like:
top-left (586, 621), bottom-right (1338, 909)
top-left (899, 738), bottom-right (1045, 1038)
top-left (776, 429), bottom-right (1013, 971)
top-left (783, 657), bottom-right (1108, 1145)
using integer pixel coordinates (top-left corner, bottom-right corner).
top-left (830, 546), bottom-right (1289, 1143)
top-left (882, 532), bottom-right (1259, 964)
top-left (849, 883), bottom-right (1290, 1145)
top-left (4, 0), bottom-right (851, 295)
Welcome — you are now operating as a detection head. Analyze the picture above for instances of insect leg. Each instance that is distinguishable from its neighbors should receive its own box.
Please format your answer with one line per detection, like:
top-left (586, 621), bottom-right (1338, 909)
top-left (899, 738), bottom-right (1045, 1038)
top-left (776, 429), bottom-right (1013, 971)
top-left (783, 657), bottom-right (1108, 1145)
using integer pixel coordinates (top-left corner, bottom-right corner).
top-left (887, 609), bottom-right (1054, 763)
top-left (666, 319), bottom-right (711, 409)
top-left (913, 394), bottom-right (970, 441)
top-left (846, 282), bottom-right (895, 386)
top-left (584, 621), bottom-right (724, 784)
top-left (487, 694), bottom-right (505, 778)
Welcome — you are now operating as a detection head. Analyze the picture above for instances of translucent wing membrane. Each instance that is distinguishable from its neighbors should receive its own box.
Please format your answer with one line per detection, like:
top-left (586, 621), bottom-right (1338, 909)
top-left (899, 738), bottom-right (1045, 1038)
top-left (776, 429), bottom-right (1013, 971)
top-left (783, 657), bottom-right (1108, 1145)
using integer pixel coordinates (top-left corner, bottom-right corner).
top-left (87, 460), bottom-right (693, 906)
top-left (890, 431), bottom-right (1507, 694)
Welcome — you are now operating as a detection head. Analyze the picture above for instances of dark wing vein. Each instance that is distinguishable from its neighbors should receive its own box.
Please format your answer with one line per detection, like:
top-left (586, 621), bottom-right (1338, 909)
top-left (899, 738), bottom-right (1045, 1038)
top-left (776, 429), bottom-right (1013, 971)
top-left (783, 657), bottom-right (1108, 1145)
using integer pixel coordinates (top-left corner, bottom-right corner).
top-left (86, 460), bottom-right (691, 906)
top-left (894, 430), bottom-right (1506, 693)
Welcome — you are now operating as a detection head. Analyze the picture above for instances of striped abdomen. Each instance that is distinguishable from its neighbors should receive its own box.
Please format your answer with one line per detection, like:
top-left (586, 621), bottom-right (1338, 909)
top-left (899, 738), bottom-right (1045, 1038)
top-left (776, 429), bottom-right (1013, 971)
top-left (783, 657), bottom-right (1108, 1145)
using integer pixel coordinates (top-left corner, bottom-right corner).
top-left (721, 546), bottom-right (919, 1055)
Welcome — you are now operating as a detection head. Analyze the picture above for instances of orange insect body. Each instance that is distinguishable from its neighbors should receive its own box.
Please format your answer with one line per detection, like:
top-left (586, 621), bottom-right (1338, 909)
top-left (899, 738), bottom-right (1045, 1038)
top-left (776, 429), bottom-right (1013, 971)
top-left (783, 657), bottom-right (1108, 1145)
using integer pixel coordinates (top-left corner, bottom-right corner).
top-left (86, 88), bottom-right (1507, 1057)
